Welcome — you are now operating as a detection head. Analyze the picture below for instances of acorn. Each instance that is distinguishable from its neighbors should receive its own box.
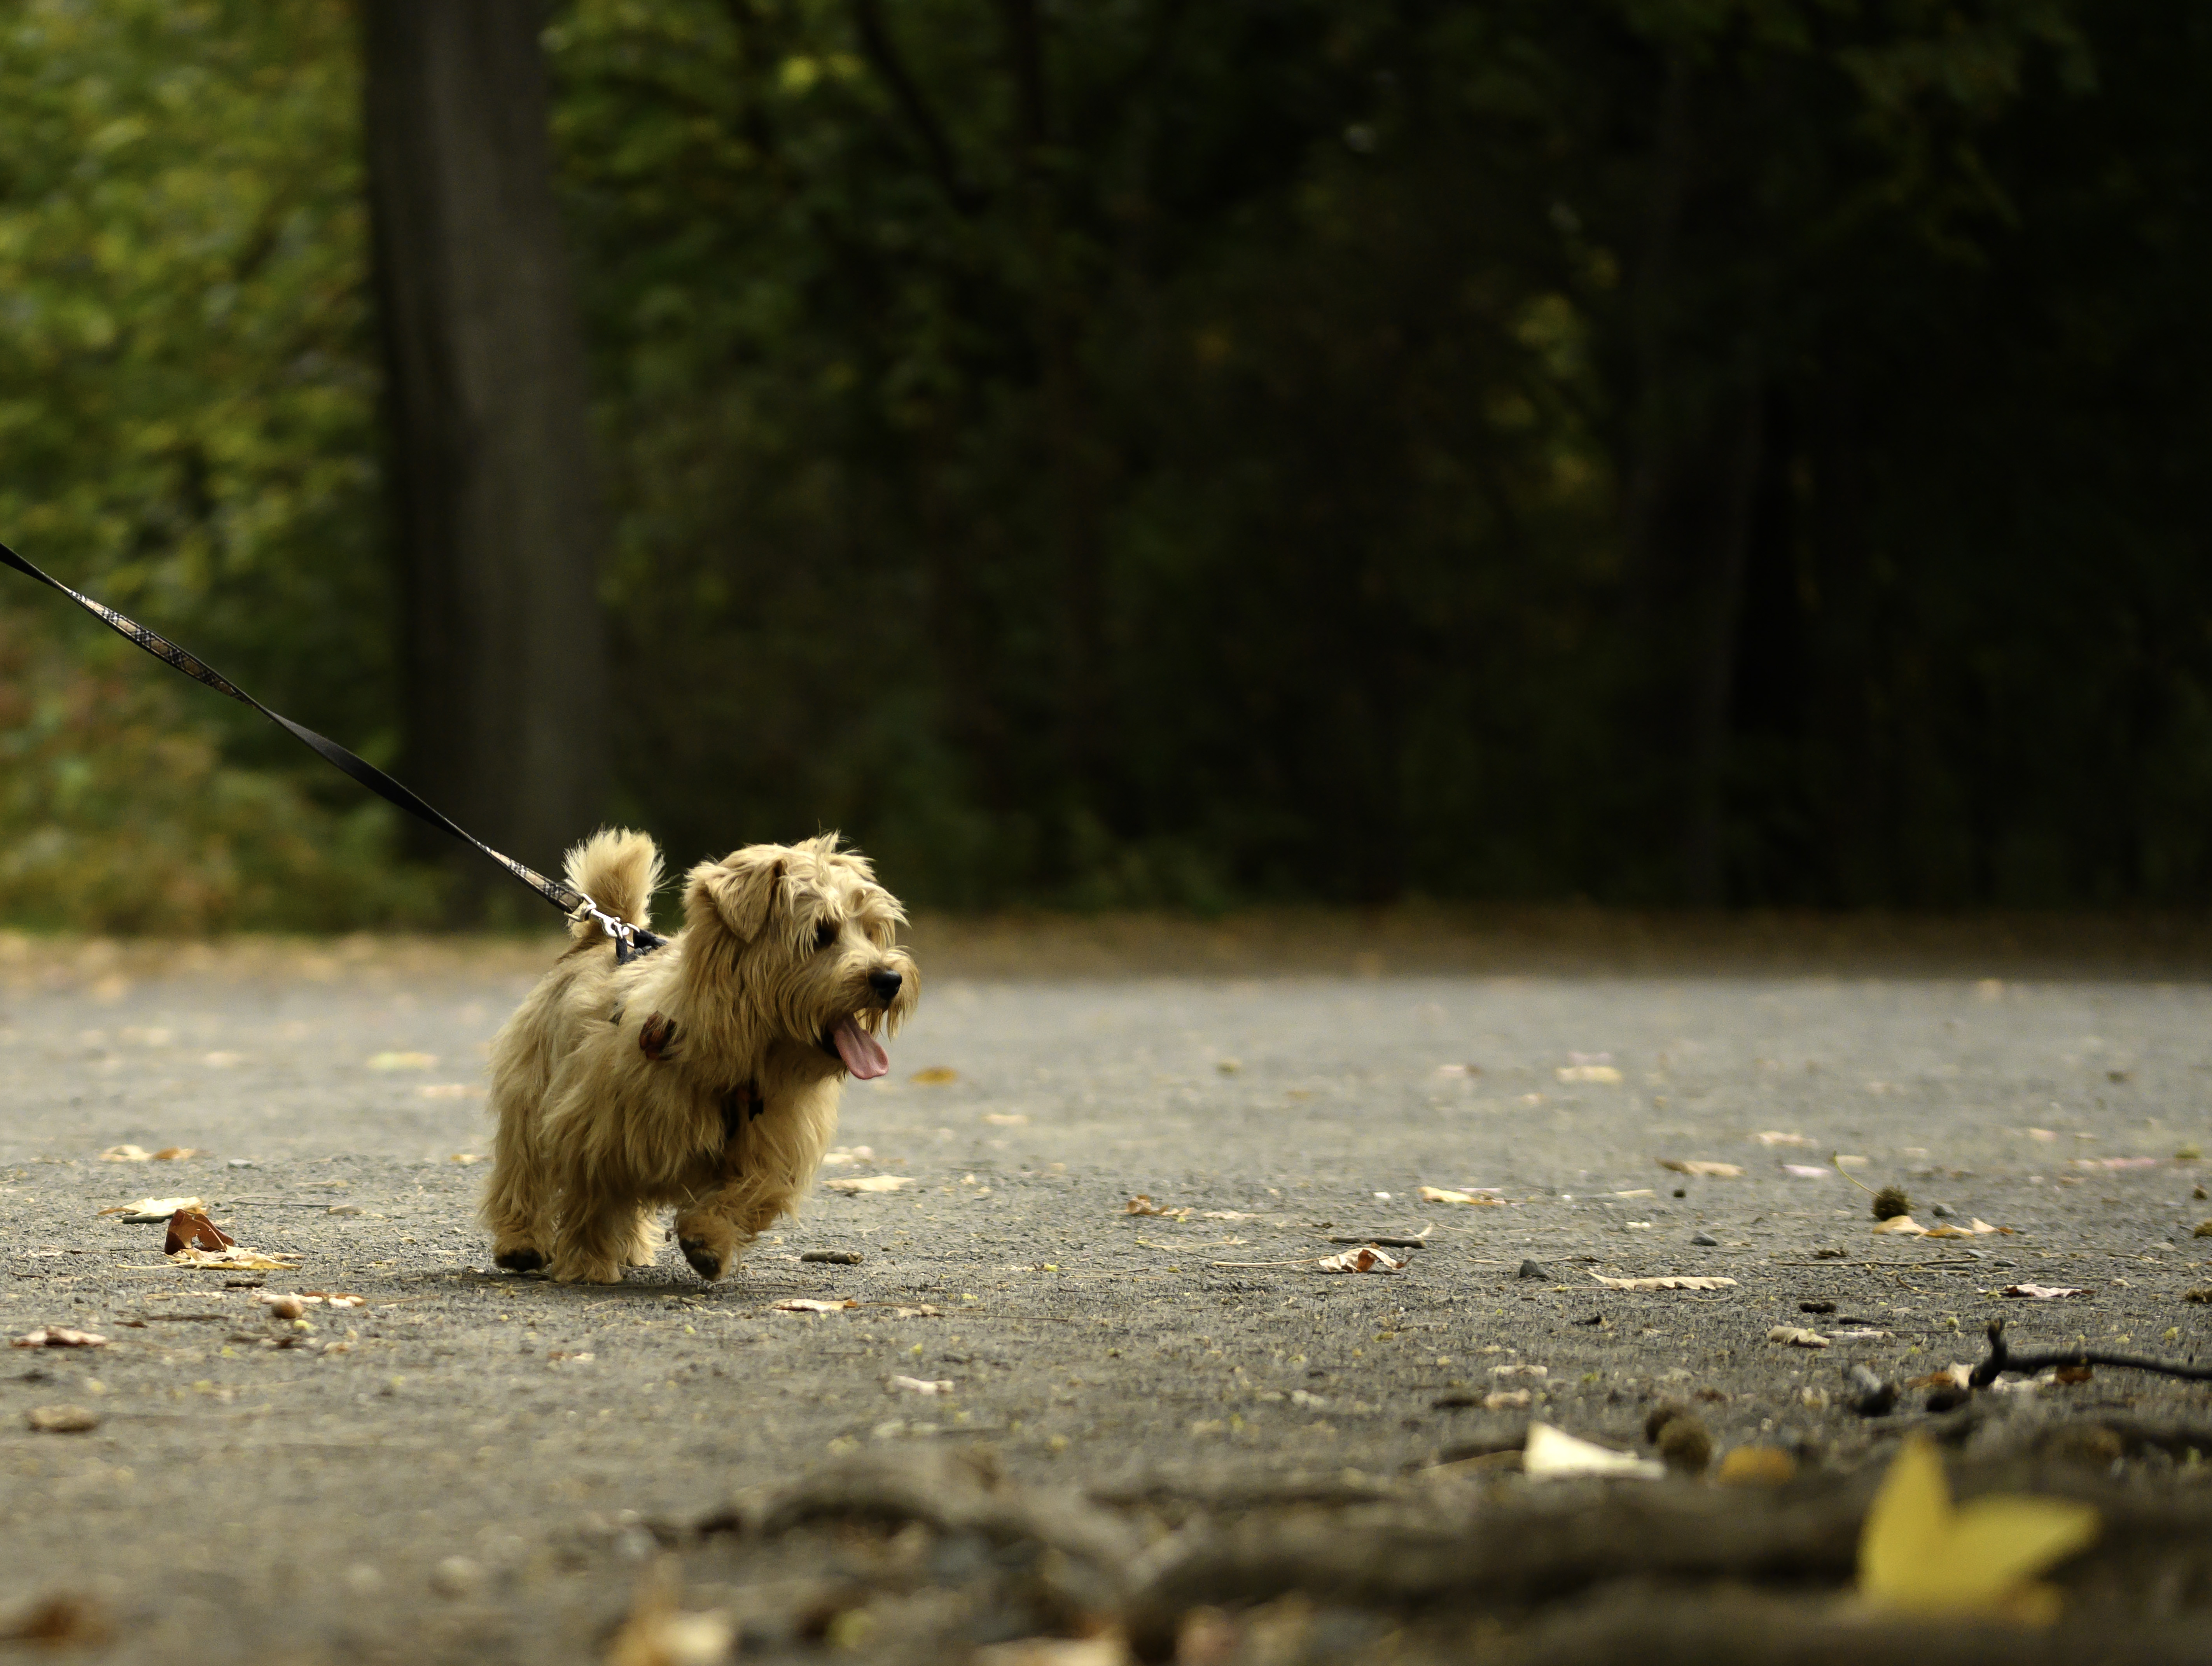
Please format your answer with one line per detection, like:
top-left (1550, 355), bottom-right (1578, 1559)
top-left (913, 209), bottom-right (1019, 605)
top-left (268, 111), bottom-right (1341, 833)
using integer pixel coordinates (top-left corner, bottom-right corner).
top-left (1871, 1184), bottom-right (1911, 1221)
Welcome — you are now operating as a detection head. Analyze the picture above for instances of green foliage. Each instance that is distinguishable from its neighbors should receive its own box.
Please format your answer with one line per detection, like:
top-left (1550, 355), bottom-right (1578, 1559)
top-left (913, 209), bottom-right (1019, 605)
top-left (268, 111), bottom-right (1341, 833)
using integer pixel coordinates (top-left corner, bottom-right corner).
top-left (3, 0), bottom-right (2209, 925)
top-left (0, 0), bottom-right (430, 929)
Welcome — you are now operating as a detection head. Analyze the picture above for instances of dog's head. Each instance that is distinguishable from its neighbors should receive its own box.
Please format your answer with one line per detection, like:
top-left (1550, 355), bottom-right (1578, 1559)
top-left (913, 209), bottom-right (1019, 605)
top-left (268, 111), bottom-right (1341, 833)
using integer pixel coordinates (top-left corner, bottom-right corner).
top-left (681, 834), bottom-right (919, 1078)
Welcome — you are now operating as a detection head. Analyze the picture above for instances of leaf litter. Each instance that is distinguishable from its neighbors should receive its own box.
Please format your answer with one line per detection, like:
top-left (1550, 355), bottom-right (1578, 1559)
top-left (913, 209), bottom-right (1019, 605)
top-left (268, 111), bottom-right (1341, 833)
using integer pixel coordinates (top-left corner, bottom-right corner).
top-left (99, 1196), bottom-right (205, 1220)
top-left (1589, 1274), bottom-right (1735, 1292)
top-left (1656, 1159), bottom-right (1744, 1178)
top-left (823, 1175), bottom-right (914, 1194)
top-left (1523, 1422), bottom-right (1663, 1480)
top-left (12, 1328), bottom-right (106, 1348)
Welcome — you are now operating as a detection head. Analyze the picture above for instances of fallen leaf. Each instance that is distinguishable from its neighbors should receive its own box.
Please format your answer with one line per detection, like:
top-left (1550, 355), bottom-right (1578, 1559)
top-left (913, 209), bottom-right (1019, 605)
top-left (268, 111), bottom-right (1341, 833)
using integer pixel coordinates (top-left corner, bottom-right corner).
top-left (1417, 1186), bottom-right (1500, 1206)
top-left (168, 1246), bottom-right (299, 1271)
top-left (773, 1298), bottom-right (856, 1313)
top-left (886, 1305), bottom-right (943, 1319)
top-left (1199, 1210), bottom-right (1262, 1220)
top-left (1123, 1195), bottom-right (1186, 1218)
top-left (96, 1145), bottom-right (151, 1163)
top-left (820, 1146), bottom-right (874, 1167)
top-left (1969, 1218), bottom-right (2014, 1235)
top-left (2072, 1156), bottom-right (2162, 1170)
top-left (1907, 1365), bottom-right (1973, 1391)
top-left (163, 1209), bottom-right (234, 1254)
top-left (1768, 1326), bottom-right (1831, 1348)
top-left (1490, 1362), bottom-right (1548, 1378)
top-left (2195, 1220), bottom-right (2212, 1239)
top-left (1523, 1422), bottom-right (1664, 1479)
top-left (11, 1329), bottom-right (106, 1349)
top-left (1782, 1164), bottom-right (1833, 1178)
top-left (1754, 1132), bottom-right (1814, 1147)
top-left (416, 1084), bottom-right (482, 1100)
top-left (1483, 1389), bottom-right (1532, 1410)
top-left (910, 1066), bottom-right (959, 1084)
top-left (1434, 1063), bottom-right (1479, 1077)
top-left (823, 1175), bottom-right (913, 1194)
top-left (1716, 1447), bottom-right (1797, 1486)
top-left (152, 1147), bottom-right (198, 1161)
top-left (364, 1051), bottom-right (437, 1070)
top-left (1556, 1065), bottom-right (1623, 1084)
top-left (1858, 1434), bottom-right (2098, 1622)
top-left (606, 1558), bottom-right (736, 1666)
top-left (24, 1406), bottom-right (99, 1434)
top-left (2054, 1364), bottom-right (2094, 1385)
top-left (889, 1375), bottom-right (953, 1395)
top-left (0, 1593), bottom-right (108, 1646)
top-left (1316, 1246), bottom-right (1406, 1274)
top-left (99, 1195), bottom-right (205, 1221)
top-left (2003, 1284), bottom-right (2087, 1300)
top-left (449, 1152), bottom-right (484, 1164)
top-left (1657, 1159), bottom-right (1745, 1178)
top-left (1920, 1224), bottom-right (1975, 1239)
top-left (981, 1113), bottom-right (1028, 1126)
top-left (1589, 1274), bottom-right (1737, 1291)
top-left (1834, 1154), bottom-right (1871, 1168)
top-left (1871, 1215), bottom-right (1928, 1236)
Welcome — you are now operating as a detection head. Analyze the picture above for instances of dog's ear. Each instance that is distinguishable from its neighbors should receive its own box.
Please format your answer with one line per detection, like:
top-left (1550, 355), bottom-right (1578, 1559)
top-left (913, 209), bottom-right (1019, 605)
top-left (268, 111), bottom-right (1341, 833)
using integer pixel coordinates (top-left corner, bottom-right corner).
top-left (685, 850), bottom-right (786, 942)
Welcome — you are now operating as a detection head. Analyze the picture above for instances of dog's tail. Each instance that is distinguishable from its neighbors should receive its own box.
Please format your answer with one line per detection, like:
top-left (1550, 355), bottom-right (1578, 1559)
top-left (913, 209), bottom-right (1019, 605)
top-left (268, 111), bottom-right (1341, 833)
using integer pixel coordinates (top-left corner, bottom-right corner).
top-left (563, 827), bottom-right (662, 941)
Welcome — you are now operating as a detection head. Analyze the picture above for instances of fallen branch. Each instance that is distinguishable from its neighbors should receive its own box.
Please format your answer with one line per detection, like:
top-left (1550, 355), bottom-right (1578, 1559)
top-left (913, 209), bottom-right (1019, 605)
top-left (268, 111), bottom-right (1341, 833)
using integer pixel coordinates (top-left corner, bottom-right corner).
top-left (1971, 1318), bottom-right (2212, 1388)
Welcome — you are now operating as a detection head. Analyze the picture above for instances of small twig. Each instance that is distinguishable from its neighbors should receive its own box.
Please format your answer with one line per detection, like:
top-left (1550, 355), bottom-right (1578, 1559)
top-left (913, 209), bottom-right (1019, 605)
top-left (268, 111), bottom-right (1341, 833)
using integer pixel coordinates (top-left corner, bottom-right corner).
top-left (1829, 1153), bottom-right (1877, 1197)
top-left (1971, 1318), bottom-right (2212, 1388)
top-left (1327, 1236), bottom-right (1429, 1249)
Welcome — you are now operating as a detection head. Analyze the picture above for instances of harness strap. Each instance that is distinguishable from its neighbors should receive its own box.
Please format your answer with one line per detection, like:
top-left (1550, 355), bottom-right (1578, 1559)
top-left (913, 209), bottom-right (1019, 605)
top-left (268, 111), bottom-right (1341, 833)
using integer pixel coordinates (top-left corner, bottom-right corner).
top-left (1, 540), bottom-right (664, 961)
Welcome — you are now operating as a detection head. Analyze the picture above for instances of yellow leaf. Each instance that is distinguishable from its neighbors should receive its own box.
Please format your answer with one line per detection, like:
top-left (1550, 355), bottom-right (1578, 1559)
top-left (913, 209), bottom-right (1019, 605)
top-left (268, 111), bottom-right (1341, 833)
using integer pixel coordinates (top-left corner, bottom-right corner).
top-left (1859, 1436), bottom-right (2098, 1621)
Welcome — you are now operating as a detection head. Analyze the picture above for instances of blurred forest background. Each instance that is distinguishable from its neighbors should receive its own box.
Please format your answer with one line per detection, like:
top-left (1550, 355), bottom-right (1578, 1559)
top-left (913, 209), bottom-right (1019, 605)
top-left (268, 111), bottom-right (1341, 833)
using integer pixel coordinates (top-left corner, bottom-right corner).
top-left (1, 0), bottom-right (2208, 933)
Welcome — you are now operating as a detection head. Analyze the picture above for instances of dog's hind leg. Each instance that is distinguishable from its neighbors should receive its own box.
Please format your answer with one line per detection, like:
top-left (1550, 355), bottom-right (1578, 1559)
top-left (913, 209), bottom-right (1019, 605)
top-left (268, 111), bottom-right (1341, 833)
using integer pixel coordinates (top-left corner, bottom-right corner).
top-left (481, 1092), bottom-right (553, 1274)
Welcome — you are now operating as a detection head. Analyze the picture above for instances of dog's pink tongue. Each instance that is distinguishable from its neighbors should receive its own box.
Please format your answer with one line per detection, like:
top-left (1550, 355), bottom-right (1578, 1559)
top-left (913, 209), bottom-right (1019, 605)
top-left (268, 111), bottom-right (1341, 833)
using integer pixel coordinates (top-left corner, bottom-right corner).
top-left (833, 1016), bottom-right (889, 1080)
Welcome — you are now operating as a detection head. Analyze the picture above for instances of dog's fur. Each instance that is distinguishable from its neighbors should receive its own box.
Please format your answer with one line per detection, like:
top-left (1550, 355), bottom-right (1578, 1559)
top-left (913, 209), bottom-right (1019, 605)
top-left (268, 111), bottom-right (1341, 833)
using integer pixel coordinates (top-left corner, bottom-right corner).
top-left (480, 829), bottom-right (918, 1284)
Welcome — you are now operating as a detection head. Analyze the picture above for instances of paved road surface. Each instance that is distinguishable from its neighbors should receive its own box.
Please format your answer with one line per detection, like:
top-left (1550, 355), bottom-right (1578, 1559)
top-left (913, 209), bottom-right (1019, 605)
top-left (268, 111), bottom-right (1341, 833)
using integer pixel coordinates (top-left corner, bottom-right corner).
top-left (1, 934), bottom-right (2208, 1661)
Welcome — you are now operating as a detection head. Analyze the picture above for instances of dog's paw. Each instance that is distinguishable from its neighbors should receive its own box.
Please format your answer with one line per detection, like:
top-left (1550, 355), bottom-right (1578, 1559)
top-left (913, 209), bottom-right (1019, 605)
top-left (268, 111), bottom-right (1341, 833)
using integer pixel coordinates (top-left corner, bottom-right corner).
top-left (549, 1255), bottom-right (626, 1285)
top-left (493, 1245), bottom-right (547, 1274)
top-left (677, 1236), bottom-right (728, 1282)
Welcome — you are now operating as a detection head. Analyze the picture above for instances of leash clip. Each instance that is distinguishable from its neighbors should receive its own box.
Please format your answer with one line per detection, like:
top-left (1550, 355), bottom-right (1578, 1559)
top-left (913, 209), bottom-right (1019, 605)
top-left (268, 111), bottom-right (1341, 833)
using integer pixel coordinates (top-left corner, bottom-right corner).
top-left (571, 894), bottom-right (667, 965)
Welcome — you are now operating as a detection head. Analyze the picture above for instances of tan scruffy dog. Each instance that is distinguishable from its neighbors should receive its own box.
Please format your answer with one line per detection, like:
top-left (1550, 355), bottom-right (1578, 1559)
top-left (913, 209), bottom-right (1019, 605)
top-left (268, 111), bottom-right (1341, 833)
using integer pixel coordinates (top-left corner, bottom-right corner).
top-left (479, 828), bottom-right (918, 1284)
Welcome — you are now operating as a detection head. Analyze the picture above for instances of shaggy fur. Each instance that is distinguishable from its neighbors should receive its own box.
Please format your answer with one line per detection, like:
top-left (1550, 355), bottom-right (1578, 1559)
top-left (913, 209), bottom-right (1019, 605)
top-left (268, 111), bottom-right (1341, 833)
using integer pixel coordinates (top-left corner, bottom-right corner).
top-left (480, 829), bottom-right (919, 1284)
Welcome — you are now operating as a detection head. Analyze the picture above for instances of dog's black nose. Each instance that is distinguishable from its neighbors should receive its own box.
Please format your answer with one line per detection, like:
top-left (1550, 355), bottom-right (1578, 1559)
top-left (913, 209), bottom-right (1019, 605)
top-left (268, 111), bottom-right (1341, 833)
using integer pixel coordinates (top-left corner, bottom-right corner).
top-left (867, 968), bottom-right (903, 1004)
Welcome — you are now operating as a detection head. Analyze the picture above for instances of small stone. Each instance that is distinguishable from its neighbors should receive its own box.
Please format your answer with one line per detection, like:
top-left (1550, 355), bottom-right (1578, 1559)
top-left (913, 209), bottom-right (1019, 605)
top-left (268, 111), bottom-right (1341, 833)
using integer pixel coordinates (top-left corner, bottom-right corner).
top-left (1799, 1300), bottom-right (1836, 1315)
top-left (26, 1405), bottom-right (99, 1434)
top-left (430, 1556), bottom-right (485, 1598)
top-left (1929, 1202), bottom-right (1953, 1218)
top-left (1516, 1260), bottom-right (1555, 1281)
top-left (2194, 1220), bottom-right (2212, 1239)
top-left (1689, 1231), bottom-right (1718, 1246)
top-left (227, 1158), bottom-right (257, 1169)
top-left (266, 1294), bottom-right (306, 1320)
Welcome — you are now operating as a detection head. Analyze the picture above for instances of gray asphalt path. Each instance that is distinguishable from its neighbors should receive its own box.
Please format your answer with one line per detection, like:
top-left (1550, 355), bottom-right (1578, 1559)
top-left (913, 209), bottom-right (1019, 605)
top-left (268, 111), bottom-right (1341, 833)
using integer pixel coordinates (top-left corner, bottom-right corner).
top-left (2, 938), bottom-right (2209, 1661)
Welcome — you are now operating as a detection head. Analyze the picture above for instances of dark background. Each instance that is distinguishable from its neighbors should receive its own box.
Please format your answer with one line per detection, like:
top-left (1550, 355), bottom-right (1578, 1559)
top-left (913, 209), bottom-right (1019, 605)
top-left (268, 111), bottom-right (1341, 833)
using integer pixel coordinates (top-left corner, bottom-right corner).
top-left (2, 0), bottom-right (2207, 930)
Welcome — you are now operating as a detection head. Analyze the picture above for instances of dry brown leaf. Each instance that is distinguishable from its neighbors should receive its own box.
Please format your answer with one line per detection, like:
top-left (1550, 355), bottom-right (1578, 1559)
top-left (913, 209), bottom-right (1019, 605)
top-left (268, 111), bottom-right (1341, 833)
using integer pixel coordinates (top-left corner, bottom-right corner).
top-left (885, 1305), bottom-right (943, 1319)
top-left (1908, 1365), bottom-right (1973, 1390)
top-left (773, 1298), bottom-right (856, 1313)
top-left (1522, 1422), bottom-right (1664, 1479)
top-left (0, 1593), bottom-right (109, 1647)
top-left (2003, 1284), bottom-right (2087, 1300)
top-left (1717, 1447), bottom-right (1797, 1486)
top-left (12, 1329), bottom-right (106, 1349)
top-left (1417, 1185), bottom-right (1500, 1206)
top-left (163, 1209), bottom-right (234, 1255)
top-left (364, 1051), bottom-right (437, 1070)
top-left (24, 1406), bottom-right (99, 1433)
top-left (1754, 1131), bottom-right (1813, 1147)
top-left (168, 1246), bottom-right (299, 1271)
top-left (1316, 1246), bottom-right (1406, 1274)
top-left (1483, 1388), bottom-right (1533, 1410)
top-left (1556, 1064), bottom-right (1623, 1084)
top-left (606, 1558), bottom-right (736, 1666)
top-left (151, 1146), bottom-right (198, 1161)
top-left (99, 1195), bottom-right (205, 1221)
top-left (1871, 1215), bottom-right (1928, 1236)
top-left (96, 1145), bottom-right (151, 1163)
top-left (1767, 1325), bottom-right (1831, 1348)
top-left (1656, 1159), bottom-right (1745, 1178)
top-left (1589, 1274), bottom-right (1737, 1291)
top-left (981, 1112), bottom-right (1028, 1126)
top-left (889, 1375), bottom-right (953, 1395)
top-left (910, 1066), bottom-right (959, 1085)
top-left (1122, 1195), bottom-right (1187, 1218)
top-left (822, 1175), bottom-right (913, 1194)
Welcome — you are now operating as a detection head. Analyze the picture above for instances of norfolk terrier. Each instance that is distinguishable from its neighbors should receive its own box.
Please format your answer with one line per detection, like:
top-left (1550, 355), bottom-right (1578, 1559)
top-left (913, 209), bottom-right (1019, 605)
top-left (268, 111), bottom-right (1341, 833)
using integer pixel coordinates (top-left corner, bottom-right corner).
top-left (479, 829), bottom-right (918, 1284)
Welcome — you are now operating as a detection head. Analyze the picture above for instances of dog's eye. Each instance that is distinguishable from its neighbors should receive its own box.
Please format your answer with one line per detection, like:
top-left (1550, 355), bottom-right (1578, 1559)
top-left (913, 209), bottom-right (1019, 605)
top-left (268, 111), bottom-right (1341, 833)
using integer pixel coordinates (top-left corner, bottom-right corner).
top-left (814, 919), bottom-right (838, 951)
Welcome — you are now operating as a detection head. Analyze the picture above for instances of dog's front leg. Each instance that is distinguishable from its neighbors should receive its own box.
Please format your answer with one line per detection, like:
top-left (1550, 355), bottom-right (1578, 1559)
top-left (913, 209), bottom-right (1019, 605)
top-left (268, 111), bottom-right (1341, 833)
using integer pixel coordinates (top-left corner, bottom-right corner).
top-left (547, 1195), bottom-right (646, 1285)
top-left (671, 1176), bottom-right (787, 1283)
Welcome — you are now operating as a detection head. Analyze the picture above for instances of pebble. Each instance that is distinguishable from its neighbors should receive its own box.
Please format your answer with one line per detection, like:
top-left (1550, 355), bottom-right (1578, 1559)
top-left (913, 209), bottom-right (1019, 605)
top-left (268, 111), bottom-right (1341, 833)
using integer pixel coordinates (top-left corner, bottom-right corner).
top-left (1929, 1202), bottom-right (1953, 1218)
top-left (1689, 1231), bottom-right (1718, 1246)
top-left (1515, 1260), bottom-right (1555, 1281)
top-left (430, 1556), bottom-right (485, 1598)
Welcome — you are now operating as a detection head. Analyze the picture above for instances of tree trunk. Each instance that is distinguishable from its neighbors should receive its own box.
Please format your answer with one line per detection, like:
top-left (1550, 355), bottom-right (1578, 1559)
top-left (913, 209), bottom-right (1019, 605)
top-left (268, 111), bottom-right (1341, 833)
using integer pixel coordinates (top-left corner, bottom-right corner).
top-left (362, 0), bottom-right (607, 920)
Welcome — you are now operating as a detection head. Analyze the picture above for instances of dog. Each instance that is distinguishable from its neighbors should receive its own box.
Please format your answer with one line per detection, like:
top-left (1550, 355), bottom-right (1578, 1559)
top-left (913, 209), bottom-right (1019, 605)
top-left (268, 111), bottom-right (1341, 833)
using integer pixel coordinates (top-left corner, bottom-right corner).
top-left (479, 829), bottom-right (919, 1284)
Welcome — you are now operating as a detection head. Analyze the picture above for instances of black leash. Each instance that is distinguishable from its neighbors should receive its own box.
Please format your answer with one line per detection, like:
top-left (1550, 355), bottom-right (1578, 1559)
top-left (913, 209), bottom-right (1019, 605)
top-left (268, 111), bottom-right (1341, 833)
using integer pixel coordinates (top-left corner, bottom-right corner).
top-left (1, 539), bottom-right (664, 961)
